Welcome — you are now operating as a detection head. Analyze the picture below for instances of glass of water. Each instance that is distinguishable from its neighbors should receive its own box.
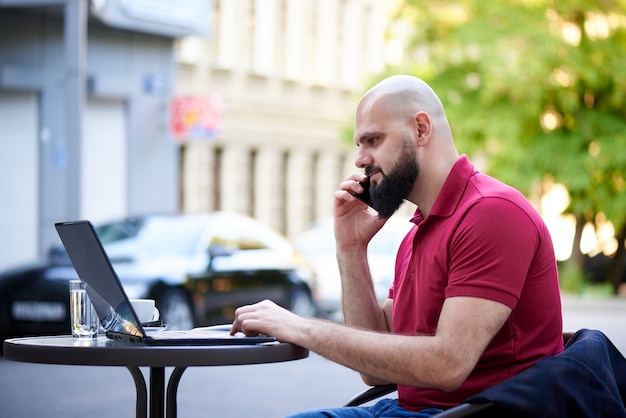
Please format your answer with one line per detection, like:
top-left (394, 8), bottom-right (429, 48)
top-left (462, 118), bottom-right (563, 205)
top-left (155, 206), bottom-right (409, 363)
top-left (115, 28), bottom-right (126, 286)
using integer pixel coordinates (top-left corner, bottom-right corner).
top-left (69, 280), bottom-right (99, 338)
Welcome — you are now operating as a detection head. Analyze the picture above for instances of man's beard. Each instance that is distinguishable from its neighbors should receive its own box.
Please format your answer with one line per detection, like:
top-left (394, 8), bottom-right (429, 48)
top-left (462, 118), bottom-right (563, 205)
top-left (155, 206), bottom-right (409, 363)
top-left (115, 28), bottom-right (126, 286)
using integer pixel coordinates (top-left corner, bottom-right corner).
top-left (367, 140), bottom-right (419, 219)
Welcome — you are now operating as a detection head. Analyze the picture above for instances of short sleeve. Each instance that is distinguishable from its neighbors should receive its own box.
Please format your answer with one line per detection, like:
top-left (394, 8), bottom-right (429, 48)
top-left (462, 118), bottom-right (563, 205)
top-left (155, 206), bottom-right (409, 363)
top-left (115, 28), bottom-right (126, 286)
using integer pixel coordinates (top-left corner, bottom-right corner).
top-left (445, 197), bottom-right (540, 309)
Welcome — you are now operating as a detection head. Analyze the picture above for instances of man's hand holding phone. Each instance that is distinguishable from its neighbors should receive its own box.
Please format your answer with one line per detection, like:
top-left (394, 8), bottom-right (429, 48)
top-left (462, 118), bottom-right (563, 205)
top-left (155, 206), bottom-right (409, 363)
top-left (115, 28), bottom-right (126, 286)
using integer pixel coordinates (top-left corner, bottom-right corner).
top-left (334, 173), bottom-right (385, 252)
top-left (352, 176), bottom-right (373, 208)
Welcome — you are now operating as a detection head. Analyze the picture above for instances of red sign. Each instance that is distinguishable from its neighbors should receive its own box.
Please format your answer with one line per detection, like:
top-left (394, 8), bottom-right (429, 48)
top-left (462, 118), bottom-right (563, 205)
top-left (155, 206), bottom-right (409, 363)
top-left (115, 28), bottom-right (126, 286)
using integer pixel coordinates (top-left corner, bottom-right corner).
top-left (171, 95), bottom-right (222, 140)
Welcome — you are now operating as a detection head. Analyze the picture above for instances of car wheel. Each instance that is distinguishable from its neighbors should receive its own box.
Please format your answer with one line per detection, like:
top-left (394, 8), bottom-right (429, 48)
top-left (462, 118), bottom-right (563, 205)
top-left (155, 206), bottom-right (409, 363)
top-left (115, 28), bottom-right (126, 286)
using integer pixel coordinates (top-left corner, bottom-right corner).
top-left (289, 287), bottom-right (318, 318)
top-left (158, 289), bottom-right (194, 330)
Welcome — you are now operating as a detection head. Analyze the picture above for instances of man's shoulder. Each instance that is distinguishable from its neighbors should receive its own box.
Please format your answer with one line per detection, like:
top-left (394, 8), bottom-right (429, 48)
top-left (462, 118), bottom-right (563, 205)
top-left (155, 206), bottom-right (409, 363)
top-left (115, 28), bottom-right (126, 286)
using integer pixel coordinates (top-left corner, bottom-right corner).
top-left (466, 172), bottom-right (534, 211)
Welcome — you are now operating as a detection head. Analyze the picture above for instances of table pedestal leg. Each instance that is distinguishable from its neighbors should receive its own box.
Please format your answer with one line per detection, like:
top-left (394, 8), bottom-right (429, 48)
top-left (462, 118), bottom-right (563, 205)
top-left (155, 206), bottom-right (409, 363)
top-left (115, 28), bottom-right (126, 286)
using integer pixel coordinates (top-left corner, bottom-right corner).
top-left (150, 367), bottom-right (165, 418)
top-left (125, 365), bottom-right (188, 418)
top-left (166, 367), bottom-right (188, 418)
top-left (127, 366), bottom-right (148, 418)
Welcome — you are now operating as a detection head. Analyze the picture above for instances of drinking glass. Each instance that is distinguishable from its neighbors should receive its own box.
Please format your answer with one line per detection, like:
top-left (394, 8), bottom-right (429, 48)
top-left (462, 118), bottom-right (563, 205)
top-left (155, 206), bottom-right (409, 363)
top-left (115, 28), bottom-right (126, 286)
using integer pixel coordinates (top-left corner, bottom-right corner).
top-left (69, 279), bottom-right (99, 338)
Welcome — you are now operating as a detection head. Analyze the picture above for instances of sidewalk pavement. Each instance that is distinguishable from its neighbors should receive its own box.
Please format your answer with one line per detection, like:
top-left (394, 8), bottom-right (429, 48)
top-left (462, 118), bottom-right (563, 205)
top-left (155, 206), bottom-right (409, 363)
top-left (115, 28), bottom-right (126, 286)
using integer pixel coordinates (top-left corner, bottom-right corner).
top-left (561, 293), bottom-right (626, 310)
top-left (561, 293), bottom-right (626, 355)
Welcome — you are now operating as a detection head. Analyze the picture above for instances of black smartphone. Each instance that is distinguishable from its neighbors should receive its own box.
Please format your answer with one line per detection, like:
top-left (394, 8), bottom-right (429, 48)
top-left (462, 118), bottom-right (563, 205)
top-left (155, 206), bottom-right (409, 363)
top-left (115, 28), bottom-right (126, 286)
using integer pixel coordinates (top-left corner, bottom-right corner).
top-left (353, 177), bottom-right (373, 207)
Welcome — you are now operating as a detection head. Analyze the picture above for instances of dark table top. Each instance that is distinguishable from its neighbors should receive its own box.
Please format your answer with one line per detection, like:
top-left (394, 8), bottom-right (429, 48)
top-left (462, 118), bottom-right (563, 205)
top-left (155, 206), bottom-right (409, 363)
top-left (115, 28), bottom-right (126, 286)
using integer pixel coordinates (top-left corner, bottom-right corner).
top-left (3, 335), bottom-right (309, 368)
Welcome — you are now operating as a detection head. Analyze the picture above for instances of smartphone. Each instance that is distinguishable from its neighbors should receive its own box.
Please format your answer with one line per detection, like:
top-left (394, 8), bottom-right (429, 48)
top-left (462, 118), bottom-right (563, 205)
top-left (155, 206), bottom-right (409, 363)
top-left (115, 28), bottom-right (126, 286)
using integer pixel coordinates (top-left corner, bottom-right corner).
top-left (353, 177), bottom-right (373, 207)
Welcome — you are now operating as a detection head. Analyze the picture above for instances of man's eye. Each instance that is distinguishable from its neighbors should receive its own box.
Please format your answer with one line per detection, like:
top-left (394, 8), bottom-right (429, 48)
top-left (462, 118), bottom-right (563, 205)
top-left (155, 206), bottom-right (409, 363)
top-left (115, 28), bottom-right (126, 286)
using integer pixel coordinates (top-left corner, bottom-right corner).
top-left (368, 137), bottom-right (378, 145)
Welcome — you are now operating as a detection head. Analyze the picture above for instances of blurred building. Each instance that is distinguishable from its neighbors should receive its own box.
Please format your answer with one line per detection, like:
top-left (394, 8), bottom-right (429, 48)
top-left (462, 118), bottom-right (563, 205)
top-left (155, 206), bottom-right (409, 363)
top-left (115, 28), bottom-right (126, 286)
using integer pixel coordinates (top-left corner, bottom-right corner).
top-left (0, 0), bottom-right (391, 272)
top-left (174, 0), bottom-right (389, 238)
top-left (0, 0), bottom-right (210, 270)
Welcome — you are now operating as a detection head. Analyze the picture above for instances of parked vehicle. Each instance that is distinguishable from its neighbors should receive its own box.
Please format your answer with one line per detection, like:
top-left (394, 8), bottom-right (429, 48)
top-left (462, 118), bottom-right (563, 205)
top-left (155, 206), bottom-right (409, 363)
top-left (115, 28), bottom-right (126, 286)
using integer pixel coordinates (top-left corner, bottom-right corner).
top-left (294, 217), bottom-right (414, 321)
top-left (0, 212), bottom-right (318, 344)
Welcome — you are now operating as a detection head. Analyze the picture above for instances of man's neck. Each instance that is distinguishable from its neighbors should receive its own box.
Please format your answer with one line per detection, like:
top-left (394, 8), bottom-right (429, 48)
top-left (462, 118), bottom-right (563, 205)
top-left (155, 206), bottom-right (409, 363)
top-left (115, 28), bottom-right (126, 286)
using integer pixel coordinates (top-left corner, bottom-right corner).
top-left (407, 154), bottom-right (459, 218)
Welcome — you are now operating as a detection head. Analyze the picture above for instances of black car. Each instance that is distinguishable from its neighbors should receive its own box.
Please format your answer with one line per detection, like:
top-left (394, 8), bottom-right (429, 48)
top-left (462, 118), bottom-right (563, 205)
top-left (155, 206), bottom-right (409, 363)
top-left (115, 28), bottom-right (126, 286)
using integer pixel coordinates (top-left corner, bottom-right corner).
top-left (0, 212), bottom-right (318, 344)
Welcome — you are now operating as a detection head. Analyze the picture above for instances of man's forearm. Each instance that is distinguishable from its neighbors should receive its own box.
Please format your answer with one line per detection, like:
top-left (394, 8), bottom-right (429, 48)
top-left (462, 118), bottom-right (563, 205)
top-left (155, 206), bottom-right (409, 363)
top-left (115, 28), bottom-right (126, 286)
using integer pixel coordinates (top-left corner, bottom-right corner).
top-left (337, 248), bottom-right (389, 332)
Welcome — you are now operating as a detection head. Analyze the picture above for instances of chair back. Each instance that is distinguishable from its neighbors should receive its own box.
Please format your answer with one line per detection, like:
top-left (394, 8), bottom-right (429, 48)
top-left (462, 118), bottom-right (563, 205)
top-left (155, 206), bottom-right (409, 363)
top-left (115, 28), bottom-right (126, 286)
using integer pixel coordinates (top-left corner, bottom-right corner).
top-left (468, 329), bottom-right (626, 418)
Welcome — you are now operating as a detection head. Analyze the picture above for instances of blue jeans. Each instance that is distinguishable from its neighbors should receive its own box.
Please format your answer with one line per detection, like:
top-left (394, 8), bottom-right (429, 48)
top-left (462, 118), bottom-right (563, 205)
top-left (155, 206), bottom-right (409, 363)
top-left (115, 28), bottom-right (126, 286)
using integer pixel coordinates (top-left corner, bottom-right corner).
top-left (286, 399), bottom-right (442, 418)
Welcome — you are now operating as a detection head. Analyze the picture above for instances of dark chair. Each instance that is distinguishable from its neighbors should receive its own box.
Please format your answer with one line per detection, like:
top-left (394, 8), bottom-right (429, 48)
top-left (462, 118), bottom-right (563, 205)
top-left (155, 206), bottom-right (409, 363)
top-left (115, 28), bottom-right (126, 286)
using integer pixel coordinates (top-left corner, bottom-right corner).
top-left (343, 330), bottom-right (626, 417)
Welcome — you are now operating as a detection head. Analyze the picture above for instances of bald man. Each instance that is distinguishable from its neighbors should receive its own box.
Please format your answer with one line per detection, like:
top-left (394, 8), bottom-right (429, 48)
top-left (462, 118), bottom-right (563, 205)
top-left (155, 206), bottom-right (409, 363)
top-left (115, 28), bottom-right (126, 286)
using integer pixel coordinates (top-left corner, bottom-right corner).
top-left (232, 75), bottom-right (563, 417)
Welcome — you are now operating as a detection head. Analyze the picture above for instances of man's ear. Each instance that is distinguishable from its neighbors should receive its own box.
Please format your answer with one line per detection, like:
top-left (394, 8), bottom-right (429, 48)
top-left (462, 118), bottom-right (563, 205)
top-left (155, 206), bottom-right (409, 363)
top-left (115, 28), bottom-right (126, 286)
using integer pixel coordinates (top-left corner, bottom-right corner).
top-left (414, 111), bottom-right (432, 144)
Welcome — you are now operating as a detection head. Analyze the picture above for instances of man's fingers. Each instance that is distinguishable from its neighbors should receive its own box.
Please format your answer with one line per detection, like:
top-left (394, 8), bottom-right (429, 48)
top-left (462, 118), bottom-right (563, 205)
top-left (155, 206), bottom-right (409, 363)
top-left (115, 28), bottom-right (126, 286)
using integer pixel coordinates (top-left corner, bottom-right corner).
top-left (231, 300), bottom-right (275, 336)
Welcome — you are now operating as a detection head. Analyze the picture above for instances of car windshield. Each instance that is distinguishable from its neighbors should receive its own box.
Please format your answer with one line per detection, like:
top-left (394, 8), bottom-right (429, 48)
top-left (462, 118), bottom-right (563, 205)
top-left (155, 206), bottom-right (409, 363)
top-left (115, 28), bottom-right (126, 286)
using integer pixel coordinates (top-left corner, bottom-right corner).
top-left (106, 217), bottom-right (206, 258)
top-left (94, 218), bottom-right (143, 245)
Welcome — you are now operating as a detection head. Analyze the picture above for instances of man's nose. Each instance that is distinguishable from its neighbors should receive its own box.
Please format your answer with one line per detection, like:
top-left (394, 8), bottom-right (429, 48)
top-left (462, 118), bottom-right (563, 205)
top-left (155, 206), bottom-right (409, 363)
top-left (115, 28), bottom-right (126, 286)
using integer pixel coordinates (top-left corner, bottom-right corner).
top-left (354, 148), bottom-right (371, 168)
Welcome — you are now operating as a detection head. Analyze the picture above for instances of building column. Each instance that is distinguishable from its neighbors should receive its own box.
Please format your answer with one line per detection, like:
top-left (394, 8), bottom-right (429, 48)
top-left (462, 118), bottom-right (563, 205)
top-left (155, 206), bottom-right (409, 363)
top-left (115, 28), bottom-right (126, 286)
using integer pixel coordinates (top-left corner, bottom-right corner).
top-left (283, 0), bottom-right (304, 81)
top-left (285, 149), bottom-right (314, 238)
top-left (340, 0), bottom-right (362, 90)
top-left (315, 0), bottom-right (338, 86)
top-left (181, 141), bottom-right (215, 213)
top-left (220, 144), bottom-right (251, 215)
top-left (315, 151), bottom-right (343, 220)
top-left (254, 147), bottom-right (284, 232)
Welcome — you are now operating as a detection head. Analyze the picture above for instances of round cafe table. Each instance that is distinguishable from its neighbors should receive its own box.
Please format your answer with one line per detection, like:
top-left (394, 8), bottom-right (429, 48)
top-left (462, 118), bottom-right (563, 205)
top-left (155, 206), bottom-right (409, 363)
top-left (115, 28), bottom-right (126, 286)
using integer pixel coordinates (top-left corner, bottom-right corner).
top-left (3, 335), bottom-right (308, 418)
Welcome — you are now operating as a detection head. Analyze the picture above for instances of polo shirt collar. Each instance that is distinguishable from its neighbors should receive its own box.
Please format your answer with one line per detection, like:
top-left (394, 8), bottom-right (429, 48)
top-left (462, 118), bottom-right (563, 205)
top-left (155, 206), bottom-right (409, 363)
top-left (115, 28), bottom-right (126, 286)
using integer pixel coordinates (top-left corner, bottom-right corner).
top-left (411, 155), bottom-right (475, 223)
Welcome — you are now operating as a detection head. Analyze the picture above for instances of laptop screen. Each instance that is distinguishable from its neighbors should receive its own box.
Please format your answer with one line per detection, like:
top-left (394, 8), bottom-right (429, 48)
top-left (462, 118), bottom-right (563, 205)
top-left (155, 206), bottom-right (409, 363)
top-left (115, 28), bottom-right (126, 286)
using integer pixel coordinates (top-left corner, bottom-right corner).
top-left (55, 220), bottom-right (145, 338)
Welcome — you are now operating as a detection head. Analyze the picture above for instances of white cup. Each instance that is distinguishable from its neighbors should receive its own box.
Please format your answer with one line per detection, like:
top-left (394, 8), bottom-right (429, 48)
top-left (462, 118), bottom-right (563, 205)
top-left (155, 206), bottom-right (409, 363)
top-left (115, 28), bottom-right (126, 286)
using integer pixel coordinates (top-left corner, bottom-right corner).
top-left (130, 299), bottom-right (160, 324)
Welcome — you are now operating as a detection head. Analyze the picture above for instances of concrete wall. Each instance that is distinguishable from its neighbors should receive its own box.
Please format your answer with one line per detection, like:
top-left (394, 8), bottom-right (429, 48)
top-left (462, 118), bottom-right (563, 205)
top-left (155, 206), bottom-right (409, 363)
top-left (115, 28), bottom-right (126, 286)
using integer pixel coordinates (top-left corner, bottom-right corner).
top-left (0, 8), bottom-right (178, 270)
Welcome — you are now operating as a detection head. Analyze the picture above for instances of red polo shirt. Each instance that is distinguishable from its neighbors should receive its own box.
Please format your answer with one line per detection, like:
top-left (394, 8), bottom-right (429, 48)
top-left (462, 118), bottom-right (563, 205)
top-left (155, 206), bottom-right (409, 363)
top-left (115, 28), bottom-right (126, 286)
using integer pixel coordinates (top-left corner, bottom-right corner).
top-left (389, 155), bottom-right (563, 411)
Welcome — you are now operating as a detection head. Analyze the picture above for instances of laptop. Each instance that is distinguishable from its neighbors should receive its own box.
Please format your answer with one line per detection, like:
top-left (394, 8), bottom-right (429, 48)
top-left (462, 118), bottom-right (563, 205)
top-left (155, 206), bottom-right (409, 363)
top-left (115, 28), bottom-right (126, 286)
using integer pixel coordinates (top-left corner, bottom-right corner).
top-left (55, 220), bottom-right (277, 346)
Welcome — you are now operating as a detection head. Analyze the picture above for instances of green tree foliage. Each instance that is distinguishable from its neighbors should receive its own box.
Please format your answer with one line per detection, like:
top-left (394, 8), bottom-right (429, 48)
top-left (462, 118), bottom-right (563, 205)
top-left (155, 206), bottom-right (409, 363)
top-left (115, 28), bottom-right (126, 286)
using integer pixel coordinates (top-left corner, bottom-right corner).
top-left (386, 0), bottom-right (626, 290)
